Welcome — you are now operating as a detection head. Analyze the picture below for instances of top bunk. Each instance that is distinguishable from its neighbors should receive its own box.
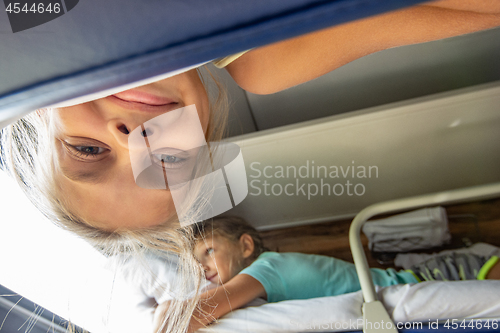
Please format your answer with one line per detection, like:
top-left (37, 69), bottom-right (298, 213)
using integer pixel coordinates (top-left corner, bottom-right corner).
top-left (0, 0), bottom-right (428, 128)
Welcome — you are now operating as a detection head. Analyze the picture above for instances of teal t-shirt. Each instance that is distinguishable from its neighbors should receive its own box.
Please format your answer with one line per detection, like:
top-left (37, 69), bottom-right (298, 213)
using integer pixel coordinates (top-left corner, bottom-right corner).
top-left (239, 252), bottom-right (417, 303)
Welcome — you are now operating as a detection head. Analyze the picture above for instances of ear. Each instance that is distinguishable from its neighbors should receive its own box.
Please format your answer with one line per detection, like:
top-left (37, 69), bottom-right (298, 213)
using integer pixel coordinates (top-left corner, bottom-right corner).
top-left (239, 234), bottom-right (255, 259)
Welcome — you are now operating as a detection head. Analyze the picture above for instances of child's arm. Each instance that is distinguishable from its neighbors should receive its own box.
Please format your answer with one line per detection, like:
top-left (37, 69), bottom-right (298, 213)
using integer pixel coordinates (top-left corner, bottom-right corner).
top-left (188, 274), bottom-right (266, 332)
top-left (226, 2), bottom-right (500, 95)
top-left (152, 274), bottom-right (266, 332)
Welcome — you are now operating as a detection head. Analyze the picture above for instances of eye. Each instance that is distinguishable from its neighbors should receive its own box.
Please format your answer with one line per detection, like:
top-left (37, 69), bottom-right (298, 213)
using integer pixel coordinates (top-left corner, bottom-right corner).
top-left (63, 140), bottom-right (109, 161)
top-left (206, 248), bottom-right (214, 255)
top-left (141, 128), bottom-right (153, 137)
top-left (150, 148), bottom-right (190, 171)
top-left (152, 153), bottom-right (187, 169)
top-left (74, 146), bottom-right (107, 155)
top-left (153, 154), bottom-right (183, 164)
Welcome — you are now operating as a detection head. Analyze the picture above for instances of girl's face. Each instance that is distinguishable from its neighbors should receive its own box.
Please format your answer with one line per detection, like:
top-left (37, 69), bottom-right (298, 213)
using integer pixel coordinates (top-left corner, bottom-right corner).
top-left (194, 235), bottom-right (247, 285)
top-left (52, 69), bottom-right (210, 231)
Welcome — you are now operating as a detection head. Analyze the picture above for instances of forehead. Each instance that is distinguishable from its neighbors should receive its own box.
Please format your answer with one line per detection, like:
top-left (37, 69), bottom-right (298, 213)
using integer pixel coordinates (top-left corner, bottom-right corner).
top-left (194, 234), bottom-right (230, 250)
top-left (56, 171), bottom-right (176, 231)
top-left (195, 235), bottom-right (216, 247)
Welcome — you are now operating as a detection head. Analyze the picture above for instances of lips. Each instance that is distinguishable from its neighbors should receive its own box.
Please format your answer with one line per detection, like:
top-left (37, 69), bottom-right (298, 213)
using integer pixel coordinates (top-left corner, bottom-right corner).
top-left (108, 89), bottom-right (180, 112)
top-left (206, 273), bottom-right (218, 282)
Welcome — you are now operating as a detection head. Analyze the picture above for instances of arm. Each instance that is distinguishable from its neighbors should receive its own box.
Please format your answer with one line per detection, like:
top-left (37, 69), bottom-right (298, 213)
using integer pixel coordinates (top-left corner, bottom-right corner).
top-left (188, 274), bottom-right (266, 332)
top-left (226, 1), bottom-right (500, 94)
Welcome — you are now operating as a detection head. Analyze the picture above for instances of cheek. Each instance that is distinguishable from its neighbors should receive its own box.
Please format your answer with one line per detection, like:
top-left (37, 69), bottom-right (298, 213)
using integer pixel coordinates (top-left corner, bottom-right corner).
top-left (226, 254), bottom-right (242, 275)
top-left (183, 70), bottom-right (210, 136)
top-left (212, 253), bottom-right (229, 272)
top-left (194, 87), bottom-right (209, 137)
top-left (199, 105), bottom-right (209, 138)
top-left (202, 253), bottom-right (217, 270)
top-left (53, 105), bottom-right (103, 135)
top-left (212, 253), bottom-right (224, 267)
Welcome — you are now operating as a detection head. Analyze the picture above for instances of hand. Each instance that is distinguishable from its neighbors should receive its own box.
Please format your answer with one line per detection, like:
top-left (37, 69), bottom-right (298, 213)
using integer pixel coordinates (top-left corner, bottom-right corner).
top-left (152, 301), bottom-right (171, 333)
top-left (186, 316), bottom-right (207, 333)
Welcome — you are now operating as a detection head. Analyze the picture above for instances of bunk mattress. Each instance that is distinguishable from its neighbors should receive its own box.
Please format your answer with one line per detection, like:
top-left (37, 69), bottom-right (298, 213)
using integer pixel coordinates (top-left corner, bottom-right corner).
top-left (198, 280), bottom-right (500, 333)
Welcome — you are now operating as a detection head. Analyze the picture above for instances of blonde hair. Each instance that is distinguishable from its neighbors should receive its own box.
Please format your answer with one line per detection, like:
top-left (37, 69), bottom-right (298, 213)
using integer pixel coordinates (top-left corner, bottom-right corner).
top-left (0, 65), bottom-right (229, 333)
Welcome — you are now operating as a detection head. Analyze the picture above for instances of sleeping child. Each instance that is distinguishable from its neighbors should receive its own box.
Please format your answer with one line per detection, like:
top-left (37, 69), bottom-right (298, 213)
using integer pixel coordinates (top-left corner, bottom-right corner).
top-left (185, 216), bottom-right (500, 331)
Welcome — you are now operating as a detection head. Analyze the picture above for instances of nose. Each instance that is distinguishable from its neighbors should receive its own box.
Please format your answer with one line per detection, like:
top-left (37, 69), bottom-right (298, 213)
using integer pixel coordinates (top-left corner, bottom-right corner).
top-left (107, 119), bottom-right (134, 148)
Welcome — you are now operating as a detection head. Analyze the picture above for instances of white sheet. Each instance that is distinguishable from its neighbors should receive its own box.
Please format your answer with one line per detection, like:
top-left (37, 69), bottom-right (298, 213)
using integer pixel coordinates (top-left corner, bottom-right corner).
top-left (198, 280), bottom-right (500, 332)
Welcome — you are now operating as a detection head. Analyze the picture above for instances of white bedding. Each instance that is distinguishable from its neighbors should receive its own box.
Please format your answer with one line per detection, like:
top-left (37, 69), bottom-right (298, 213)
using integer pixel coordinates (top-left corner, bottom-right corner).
top-left (198, 280), bottom-right (500, 333)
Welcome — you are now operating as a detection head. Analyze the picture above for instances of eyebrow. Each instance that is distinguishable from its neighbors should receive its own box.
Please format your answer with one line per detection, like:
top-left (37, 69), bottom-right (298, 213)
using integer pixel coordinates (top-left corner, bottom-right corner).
top-left (61, 167), bottom-right (106, 184)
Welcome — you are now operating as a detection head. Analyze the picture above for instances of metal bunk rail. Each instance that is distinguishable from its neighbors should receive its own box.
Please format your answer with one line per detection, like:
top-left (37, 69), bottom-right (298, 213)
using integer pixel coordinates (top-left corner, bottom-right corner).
top-left (349, 182), bottom-right (500, 333)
